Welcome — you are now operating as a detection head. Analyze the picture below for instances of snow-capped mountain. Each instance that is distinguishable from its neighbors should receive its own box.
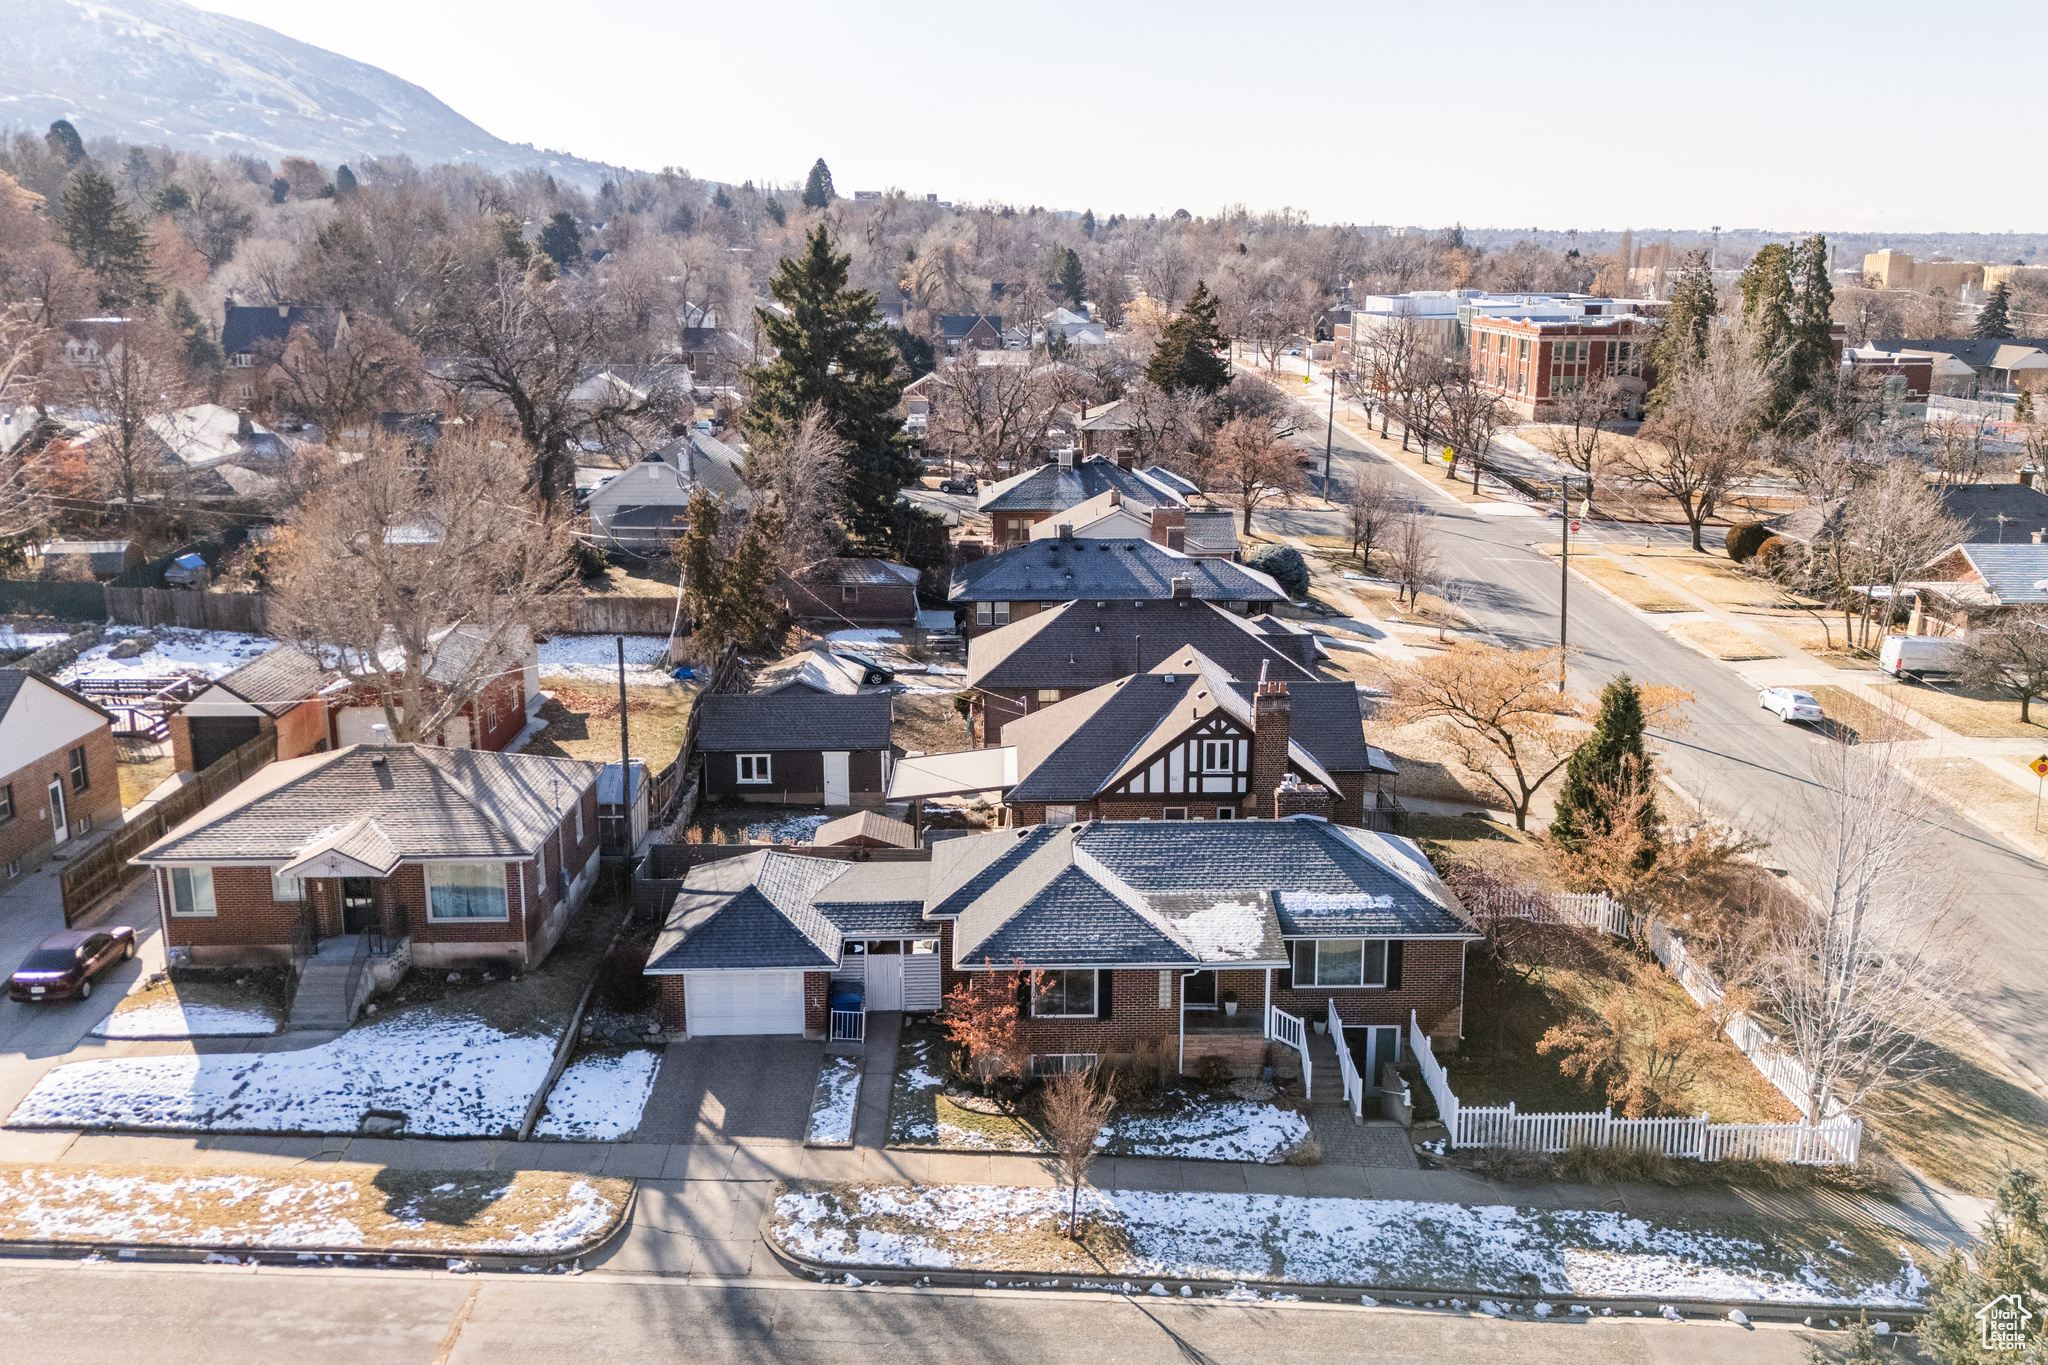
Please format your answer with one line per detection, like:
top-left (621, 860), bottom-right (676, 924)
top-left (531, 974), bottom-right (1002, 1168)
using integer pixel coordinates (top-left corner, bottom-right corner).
top-left (0, 0), bottom-right (632, 186)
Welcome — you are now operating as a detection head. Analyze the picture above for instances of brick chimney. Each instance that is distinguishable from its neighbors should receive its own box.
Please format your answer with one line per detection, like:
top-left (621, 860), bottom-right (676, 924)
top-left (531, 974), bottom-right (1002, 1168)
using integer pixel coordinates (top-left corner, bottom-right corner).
top-left (953, 538), bottom-right (987, 570)
top-left (1108, 489), bottom-right (1122, 507)
top-left (1249, 680), bottom-right (1290, 818)
top-left (2022, 464), bottom-right (2039, 489)
top-left (1149, 505), bottom-right (1186, 548)
top-left (1114, 446), bottom-right (1136, 471)
top-left (1273, 772), bottom-right (1334, 820)
top-left (1058, 523), bottom-right (1075, 542)
top-left (236, 408), bottom-right (255, 439)
top-left (1170, 575), bottom-right (1192, 599)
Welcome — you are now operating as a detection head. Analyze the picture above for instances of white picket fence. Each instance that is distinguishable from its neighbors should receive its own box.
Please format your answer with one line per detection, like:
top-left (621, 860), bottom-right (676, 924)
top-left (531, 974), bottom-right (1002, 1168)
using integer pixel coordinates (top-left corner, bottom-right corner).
top-left (1268, 1005), bottom-right (1311, 1101)
top-left (1328, 999), bottom-right (1365, 1119)
top-left (1408, 1012), bottom-right (1862, 1166)
top-left (1467, 887), bottom-right (1631, 938)
top-left (1645, 919), bottom-right (1832, 1122)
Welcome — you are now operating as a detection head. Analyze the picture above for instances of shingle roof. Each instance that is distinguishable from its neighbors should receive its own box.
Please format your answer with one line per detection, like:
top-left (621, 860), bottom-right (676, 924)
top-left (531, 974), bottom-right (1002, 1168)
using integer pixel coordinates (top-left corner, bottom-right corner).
top-left (796, 558), bottom-right (920, 587)
top-left (1181, 511), bottom-right (1240, 558)
top-left (1000, 651), bottom-right (1379, 801)
top-left (646, 851), bottom-right (850, 971)
top-left (1771, 483), bottom-right (2048, 547)
top-left (814, 810), bottom-right (918, 848)
top-left (939, 314), bottom-right (1002, 339)
top-left (976, 458), bottom-right (1184, 514)
top-left (211, 645), bottom-right (338, 717)
top-left (968, 598), bottom-right (1318, 692)
top-left (695, 694), bottom-right (893, 751)
top-left (136, 744), bottom-right (604, 865)
top-left (1949, 543), bottom-right (2048, 604)
top-left (221, 304), bottom-right (338, 356)
top-left (1873, 338), bottom-right (2048, 372)
top-left (950, 538), bottom-right (1283, 604)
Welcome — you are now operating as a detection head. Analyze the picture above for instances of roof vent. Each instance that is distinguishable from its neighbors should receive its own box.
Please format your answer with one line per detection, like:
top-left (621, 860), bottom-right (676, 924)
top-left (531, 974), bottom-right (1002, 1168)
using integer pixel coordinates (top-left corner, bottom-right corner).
top-left (1162, 674), bottom-right (1176, 684)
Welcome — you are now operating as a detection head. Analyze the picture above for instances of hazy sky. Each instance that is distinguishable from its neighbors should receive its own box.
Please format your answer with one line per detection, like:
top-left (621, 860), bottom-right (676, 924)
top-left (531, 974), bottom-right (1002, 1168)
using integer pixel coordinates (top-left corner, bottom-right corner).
top-left (198, 0), bottom-right (2039, 233)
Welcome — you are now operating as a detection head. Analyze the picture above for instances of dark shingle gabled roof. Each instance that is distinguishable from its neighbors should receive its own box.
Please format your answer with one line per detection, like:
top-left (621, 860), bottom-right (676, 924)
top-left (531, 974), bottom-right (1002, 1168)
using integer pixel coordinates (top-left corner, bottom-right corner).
top-left (221, 304), bottom-right (338, 356)
top-left (695, 694), bottom-right (893, 752)
top-left (210, 645), bottom-right (338, 717)
top-left (976, 457), bottom-right (1183, 515)
top-left (950, 538), bottom-right (1283, 605)
top-left (645, 851), bottom-right (850, 971)
top-left (968, 598), bottom-right (1317, 693)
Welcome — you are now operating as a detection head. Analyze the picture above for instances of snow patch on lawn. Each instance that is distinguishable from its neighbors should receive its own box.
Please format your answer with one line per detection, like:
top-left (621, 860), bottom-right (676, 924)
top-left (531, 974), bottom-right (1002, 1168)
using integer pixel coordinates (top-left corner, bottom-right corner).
top-left (827, 629), bottom-right (901, 644)
top-left (59, 629), bottom-right (277, 684)
top-left (537, 635), bottom-right (674, 684)
top-left (493, 1181), bottom-right (616, 1252)
top-left (807, 1055), bottom-right (863, 1147)
top-left (13, 1010), bottom-right (557, 1136)
top-left (775, 1186), bottom-right (1930, 1306)
top-left (92, 1001), bottom-right (280, 1039)
top-left (534, 1052), bottom-right (659, 1140)
top-left (1107, 1101), bottom-right (1311, 1163)
top-left (737, 812), bottom-right (830, 844)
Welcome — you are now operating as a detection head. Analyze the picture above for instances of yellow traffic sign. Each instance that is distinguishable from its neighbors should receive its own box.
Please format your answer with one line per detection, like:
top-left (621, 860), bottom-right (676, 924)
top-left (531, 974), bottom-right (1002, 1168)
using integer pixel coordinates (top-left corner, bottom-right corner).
top-left (2032, 755), bottom-right (2048, 778)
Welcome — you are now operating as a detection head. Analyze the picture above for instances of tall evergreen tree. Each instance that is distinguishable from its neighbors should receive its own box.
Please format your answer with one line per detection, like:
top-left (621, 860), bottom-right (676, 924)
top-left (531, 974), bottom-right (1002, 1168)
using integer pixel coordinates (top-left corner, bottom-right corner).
top-left (1548, 675), bottom-right (1657, 857)
top-left (1143, 279), bottom-right (1231, 394)
top-left (1051, 246), bottom-right (1087, 308)
top-left (334, 163), bottom-right (358, 197)
top-left (537, 210), bottom-right (582, 267)
top-left (801, 159), bottom-right (835, 209)
top-left (164, 290), bottom-right (222, 376)
top-left (1080, 208), bottom-right (1096, 240)
top-left (743, 227), bottom-right (913, 542)
top-left (1788, 234), bottom-right (1837, 400)
top-left (45, 120), bottom-right (86, 167)
top-left (1650, 249), bottom-right (1714, 410)
top-left (1738, 243), bottom-right (1799, 421)
top-left (1976, 281), bottom-right (2018, 340)
top-left (60, 168), bottom-right (156, 310)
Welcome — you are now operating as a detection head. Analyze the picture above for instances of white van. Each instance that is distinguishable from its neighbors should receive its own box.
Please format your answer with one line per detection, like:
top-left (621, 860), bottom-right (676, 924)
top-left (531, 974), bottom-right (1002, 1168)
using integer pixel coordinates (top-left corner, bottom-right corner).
top-left (1878, 634), bottom-right (1962, 677)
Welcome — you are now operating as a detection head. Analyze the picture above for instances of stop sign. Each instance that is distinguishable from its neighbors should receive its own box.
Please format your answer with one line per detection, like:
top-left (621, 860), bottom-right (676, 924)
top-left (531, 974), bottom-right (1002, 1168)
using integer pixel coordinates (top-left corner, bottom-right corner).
top-left (1569, 520), bottom-right (1582, 534)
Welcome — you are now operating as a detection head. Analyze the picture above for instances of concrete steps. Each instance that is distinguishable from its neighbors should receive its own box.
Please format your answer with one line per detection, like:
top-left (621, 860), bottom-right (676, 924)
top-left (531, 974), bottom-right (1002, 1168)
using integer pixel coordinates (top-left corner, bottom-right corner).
top-left (289, 935), bottom-right (365, 1031)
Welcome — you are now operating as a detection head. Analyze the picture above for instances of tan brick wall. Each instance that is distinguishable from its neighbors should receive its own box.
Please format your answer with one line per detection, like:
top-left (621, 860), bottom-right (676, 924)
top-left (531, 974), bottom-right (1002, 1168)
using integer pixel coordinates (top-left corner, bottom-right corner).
top-left (0, 723), bottom-right (122, 881)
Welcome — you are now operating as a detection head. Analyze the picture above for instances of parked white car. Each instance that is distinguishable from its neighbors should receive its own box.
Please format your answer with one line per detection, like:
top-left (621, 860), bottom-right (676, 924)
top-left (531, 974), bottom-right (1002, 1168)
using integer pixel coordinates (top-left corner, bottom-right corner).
top-left (1759, 686), bottom-right (1824, 724)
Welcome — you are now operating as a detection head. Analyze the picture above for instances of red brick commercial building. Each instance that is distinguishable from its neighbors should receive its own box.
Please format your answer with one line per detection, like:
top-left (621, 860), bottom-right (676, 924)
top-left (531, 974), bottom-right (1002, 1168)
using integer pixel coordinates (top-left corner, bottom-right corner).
top-left (0, 671), bottom-right (125, 883)
top-left (1466, 314), bottom-right (1660, 421)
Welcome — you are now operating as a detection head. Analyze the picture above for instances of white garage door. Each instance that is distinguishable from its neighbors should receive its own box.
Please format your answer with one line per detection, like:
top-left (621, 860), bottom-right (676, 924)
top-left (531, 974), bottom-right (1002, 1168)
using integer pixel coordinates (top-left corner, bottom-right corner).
top-left (686, 971), bottom-right (805, 1036)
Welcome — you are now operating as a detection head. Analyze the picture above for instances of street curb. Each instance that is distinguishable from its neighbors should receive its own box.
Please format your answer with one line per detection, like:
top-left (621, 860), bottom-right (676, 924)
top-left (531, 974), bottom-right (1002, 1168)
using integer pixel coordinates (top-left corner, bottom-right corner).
top-left (758, 1209), bottom-right (1919, 1330)
top-left (0, 1177), bottom-right (640, 1273)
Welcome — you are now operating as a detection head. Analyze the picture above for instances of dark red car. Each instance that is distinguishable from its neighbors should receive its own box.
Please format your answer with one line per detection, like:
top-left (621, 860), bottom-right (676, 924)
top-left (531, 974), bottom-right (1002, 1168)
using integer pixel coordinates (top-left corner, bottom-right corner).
top-left (7, 927), bottom-right (136, 1003)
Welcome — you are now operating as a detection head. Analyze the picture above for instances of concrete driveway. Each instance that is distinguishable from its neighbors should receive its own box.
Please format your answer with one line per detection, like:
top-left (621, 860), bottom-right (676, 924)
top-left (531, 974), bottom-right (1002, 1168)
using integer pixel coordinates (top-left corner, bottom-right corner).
top-left (635, 1036), bottom-right (824, 1145)
top-left (0, 870), bottom-right (162, 1117)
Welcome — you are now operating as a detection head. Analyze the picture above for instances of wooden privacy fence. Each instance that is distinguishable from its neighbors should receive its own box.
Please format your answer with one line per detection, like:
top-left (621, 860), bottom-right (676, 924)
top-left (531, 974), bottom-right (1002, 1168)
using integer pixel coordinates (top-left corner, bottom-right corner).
top-left (561, 596), bottom-right (678, 635)
top-left (61, 728), bottom-right (279, 925)
top-left (105, 588), bottom-right (270, 633)
top-left (1408, 1011), bottom-right (1863, 1166)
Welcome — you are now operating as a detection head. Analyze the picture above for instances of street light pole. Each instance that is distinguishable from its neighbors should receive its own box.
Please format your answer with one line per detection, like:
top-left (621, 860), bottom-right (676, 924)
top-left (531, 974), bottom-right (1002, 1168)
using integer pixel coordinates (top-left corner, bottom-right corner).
top-left (1559, 478), bottom-right (1570, 692)
top-left (1323, 367), bottom-right (1336, 500)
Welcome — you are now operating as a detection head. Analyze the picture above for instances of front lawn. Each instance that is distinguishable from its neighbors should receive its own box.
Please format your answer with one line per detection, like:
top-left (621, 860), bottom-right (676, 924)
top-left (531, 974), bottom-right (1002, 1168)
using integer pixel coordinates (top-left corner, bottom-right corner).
top-left (1874, 680), bottom-right (2048, 739)
top-left (92, 969), bottom-right (290, 1039)
top-left (523, 682), bottom-right (695, 769)
top-left (888, 1029), bottom-right (1311, 1163)
top-left (774, 1182), bottom-right (1931, 1306)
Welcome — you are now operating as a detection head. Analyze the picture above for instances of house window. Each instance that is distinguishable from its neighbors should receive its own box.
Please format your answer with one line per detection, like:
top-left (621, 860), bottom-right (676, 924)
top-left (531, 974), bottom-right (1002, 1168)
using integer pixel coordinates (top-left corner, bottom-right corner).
top-left (1162, 807), bottom-right (1188, 820)
top-left (75, 814), bottom-right (92, 836)
top-left (737, 754), bottom-right (772, 784)
top-left (1031, 1053), bottom-right (1099, 1077)
top-left (271, 871), bottom-right (304, 902)
top-left (1033, 969), bottom-right (1098, 1017)
top-left (0, 782), bottom-right (12, 823)
top-left (426, 863), bottom-right (508, 920)
top-left (575, 802), bottom-right (585, 843)
top-left (1215, 806), bottom-right (1234, 820)
top-left (1308, 938), bottom-right (1388, 987)
top-left (69, 745), bottom-right (89, 792)
top-left (976, 602), bottom-right (993, 626)
top-left (1043, 805), bottom-right (1077, 825)
top-left (993, 602), bottom-right (1011, 625)
top-left (1035, 689), bottom-right (1061, 704)
top-left (842, 585), bottom-right (858, 603)
top-left (1199, 740), bottom-right (1233, 772)
top-left (170, 867), bottom-right (216, 917)
top-left (231, 352), bottom-right (252, 368)
top-left (5, 859), bottom-right (17, 879)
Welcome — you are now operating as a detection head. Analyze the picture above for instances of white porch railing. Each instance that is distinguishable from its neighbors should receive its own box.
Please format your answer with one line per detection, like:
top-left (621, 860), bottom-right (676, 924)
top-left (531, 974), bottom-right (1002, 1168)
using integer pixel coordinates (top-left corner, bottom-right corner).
top-left (1408, 1010), bottom-right (1461, 1139)
top-left (1329, 999), bottom-right (1364, 1119)
top-left (828, 1009), bottom-right (864, 1043)
top-left (1267, 1005), bottom-right (1310, 1101)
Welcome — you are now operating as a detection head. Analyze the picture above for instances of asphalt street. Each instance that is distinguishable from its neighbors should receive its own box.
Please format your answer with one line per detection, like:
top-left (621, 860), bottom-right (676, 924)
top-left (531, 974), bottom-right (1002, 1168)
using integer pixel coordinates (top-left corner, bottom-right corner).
top-left (1268, 418), bottom-right (2048, 1087)
top-left (0, 1261), bottom-right (1906, 1365)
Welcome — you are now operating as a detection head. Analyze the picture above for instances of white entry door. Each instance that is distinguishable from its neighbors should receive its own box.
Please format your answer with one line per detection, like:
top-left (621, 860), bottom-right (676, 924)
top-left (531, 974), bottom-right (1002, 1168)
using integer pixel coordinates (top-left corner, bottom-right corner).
top-left (821, 751), bottom-right (851, 805)
top-left (866, 952), bottom-right (904, 1011)
top-left (685, 971), bottom-right (804, 1035)
top-left (48, 779), bottom-right (68, 846)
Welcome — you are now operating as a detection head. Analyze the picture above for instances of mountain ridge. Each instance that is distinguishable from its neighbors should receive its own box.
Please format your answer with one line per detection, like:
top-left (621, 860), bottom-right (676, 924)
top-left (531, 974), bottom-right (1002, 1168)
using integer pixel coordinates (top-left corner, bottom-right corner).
top-left (0, 0), bottom-right (635, 187)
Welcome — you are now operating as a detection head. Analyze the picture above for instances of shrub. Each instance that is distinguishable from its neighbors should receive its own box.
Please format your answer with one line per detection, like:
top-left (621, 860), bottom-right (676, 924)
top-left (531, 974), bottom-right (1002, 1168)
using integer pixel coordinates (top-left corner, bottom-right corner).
top-left (1246, 544), bottom-right (1311, 598)
top-left (1753, 535), bottom-right (1798, 575)
top-left (1105, 1064), bottom-right (1160, 1105)
top-left (1194, 1054), bottom-right (1233, 1087)
top-left (1281, 1136), bottom-right (1325, 1167)
top-left (1471, 1146), bottom-right (1556, 1183)
top-left (1724, 522), bottom-right (1772, 563)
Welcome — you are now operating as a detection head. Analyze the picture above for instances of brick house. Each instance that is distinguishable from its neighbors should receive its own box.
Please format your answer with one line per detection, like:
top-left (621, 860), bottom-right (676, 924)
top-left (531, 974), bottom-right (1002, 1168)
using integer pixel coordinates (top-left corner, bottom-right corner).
top-left (134, 744), bottom-right (604, 969)
top-left (997, 650), bottom-right (1395, 826)
top-left (951, 534), bottom-right (1284, 639)
top-left (0, 671), bottom-right (124, 883)
top-left (938, 314), bottom-right (1004, 353)
top-left (975, 454), bottom-right (1186, 549)
top-left (643, 818), bottom-right (1476, 1078)
top-left (967, 597), bottom-right (1320, 742)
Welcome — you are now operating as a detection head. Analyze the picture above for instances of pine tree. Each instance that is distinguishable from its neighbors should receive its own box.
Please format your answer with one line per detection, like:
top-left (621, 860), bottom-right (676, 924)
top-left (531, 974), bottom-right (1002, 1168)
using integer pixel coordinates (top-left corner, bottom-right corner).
top-left (1549, 676), bottom-right (1657, 856)
top-left (334, 164), bottom-right (358, 197)
top-left (1788, 234), bottom-right (1836, 403)
top-left (722, 499), bottom-right (786, 649)
top-left (676, 490), bottom-right (726, 646)
top-left (763, 198), bottom-right (786, 227)
top-left (1051, 246), bottom-right (1087, 308)
top-left (802, 159), bottom-right (835, 209)
top-left (1976, 281), bottom-right (2018, 340)
top-left (164, 291), bottom-right (222, 376)
top-left (1738, 243), bottom-right (1800, 422)
top-left (45, 120), bottom-right (85, 167)
top-left (743, 226), bottom-right (914, 542)
top-left (538, 211), bottom-right (582, 267)
top-left (1143, 280), bottom-right (1231, 394)
top-left (1650, 249), bottom-right (1714, 410)
top-left (712, 186), bottom-right (732, 211)
top-left (1080, 208), bottom-right (1096, 240)
top-left (60, 168), bottom-right (156, 310)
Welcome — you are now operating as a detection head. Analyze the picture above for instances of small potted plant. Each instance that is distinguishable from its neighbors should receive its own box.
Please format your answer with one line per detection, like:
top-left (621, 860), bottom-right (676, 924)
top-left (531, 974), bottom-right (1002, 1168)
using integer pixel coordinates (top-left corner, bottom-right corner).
top-left (1221, 990), bottom-right (1238, 1018)
top-left (1313, 1017), bottom-right (1328, 1035)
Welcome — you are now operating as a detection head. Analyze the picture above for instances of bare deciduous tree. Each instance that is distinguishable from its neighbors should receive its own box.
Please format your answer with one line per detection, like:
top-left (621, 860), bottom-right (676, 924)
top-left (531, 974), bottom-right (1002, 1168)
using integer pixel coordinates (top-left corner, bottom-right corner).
top-left (268, 315), bottom-right (425, 436)
top-left (1205, 413), bottom-right (1304, 537)
top-left (928, 357), bottom-right (1053, 480)
top-left (1434, 373), bottom-right (1508, 486)
top-left (0, 302), bottom-right (49, 560)
top-left (1385, 642), bottom-right (1583, 830)
top-left (1762, 742), bottom-right (1971, 1120)
top-left (61, 315), bottom-right (187, 520)
top-left (1384, 508), bottom-right (1439, 606)
top-left (743, 402), bottom-right (850, 572)
top-left (271, 420), bottom-right (574, 744)
top-left (1040, 1069), bottom-right (1115, 1240)
top-left (1957, 613), bottom-right (2048, 723)
top-left (1344, 463), bottom-right (1400, 569)
top-left (1621, 323), bottom-right (1772, 551)
top-left (1534, 375), bottom-right (1627, 502)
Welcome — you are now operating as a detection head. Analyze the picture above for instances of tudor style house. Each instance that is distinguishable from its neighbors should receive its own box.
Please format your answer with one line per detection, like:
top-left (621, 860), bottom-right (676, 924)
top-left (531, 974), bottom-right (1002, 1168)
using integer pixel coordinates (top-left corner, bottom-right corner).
top-left (644, 816), bottom-right (1477, 1083)
top-left (0, 671), bottom-right (124, 881)
top-left (967, 596), bottom-right (1325, 738)
top-left (135, 744), bottom-right (604, 970)
top-left (997, 650), bottom-right (1395, 826)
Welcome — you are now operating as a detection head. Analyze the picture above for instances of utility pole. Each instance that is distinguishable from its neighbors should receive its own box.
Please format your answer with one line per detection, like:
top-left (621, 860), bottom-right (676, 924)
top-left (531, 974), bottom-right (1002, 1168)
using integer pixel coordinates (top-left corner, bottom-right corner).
top-left (1323, 365), bottom-right (1336, 500)
top-left (1559, 479), bottom-right (1571, 692)
top-left (616, 635), bottom-right (633, 812)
